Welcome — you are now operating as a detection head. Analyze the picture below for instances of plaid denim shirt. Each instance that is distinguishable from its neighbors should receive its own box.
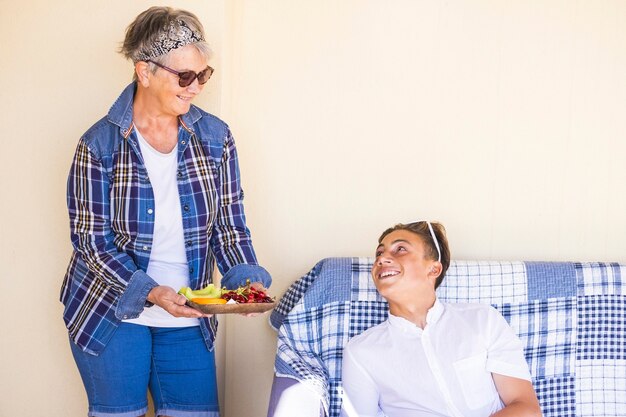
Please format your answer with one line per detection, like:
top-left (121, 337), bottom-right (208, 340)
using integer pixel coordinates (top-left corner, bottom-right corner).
top-left (61, 82), bottom-right (258, 355)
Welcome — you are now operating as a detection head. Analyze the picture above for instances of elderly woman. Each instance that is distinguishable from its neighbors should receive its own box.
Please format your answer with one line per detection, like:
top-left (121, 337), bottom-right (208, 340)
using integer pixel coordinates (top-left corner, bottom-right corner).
top-left (341, 222), bottom-right (541, 417)
top-left (60, 7), bottom-right (271, 417)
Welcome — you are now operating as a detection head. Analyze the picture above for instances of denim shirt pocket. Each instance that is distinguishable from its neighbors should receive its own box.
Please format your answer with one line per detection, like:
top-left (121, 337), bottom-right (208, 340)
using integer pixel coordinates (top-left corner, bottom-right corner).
top-left (452, 350), bottom-right (494, 410)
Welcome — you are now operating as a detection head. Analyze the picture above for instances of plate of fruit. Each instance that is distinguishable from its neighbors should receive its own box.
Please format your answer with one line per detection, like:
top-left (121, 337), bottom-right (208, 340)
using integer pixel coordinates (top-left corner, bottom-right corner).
top-left (179, 280), bottom-right (276, 314)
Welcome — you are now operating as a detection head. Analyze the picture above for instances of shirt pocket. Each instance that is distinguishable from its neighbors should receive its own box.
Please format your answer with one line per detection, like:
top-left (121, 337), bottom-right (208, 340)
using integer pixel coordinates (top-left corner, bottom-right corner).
top-left (452, 350), bottom-right (494, 410)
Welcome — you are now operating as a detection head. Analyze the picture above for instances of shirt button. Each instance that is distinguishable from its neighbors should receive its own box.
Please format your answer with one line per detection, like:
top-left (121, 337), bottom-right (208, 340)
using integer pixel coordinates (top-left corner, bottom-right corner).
top-left (186, 240), bottom-right (192, 247)
top-left (189, 267), bottom-right (194, 273)
top-left (147, 209), bottom-right (154, 215)
top-left (181, 140), bottom-right (186, 145)
top-left (123, 315), bottom-right (128, 319)
top-left (177, 171), bottom-right (183, 179)
top-left (143, 245), bottom-right (149, 251)
top-left (183, 204), bottom-right (190, 211)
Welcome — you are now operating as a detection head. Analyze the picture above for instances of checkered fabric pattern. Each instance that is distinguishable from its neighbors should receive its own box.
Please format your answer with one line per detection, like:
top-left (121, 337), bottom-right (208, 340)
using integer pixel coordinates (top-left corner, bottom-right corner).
top-left (270, 258), bottom-right (626, 417)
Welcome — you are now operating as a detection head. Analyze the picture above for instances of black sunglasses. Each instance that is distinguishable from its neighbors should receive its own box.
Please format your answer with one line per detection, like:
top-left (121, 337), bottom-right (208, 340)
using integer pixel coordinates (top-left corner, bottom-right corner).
top-left (148, 60), bottom-right (214, 87)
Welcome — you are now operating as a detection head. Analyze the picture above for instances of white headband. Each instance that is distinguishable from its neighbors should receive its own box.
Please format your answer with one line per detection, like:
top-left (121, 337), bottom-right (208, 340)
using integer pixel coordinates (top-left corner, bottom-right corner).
top-left (425, 221), bottom-right (442, 263)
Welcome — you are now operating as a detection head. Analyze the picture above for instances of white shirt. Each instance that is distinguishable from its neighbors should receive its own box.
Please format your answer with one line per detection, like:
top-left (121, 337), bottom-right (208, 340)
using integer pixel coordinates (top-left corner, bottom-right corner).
top-left (123, 128), bottom-right (198, 328)
top-left (340, 300), bottom-right (531, 417)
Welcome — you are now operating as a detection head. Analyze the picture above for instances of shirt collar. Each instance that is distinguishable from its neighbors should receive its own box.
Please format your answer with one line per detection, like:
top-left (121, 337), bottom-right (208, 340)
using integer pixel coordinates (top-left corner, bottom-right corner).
top-left (107, 82), bottom-right (203, 138)
top-left (388, 298), bottom-right (445, 335)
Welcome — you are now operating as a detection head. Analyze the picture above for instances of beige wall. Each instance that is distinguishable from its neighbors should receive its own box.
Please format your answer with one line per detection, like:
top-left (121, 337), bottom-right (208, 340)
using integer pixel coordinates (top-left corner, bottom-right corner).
top-left (1, 1), bottom-right (625, 416)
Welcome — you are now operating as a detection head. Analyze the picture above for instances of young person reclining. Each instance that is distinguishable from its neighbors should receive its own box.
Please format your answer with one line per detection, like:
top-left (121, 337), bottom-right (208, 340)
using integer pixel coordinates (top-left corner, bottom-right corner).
top-left (340, 221), bottom-right (542, 417)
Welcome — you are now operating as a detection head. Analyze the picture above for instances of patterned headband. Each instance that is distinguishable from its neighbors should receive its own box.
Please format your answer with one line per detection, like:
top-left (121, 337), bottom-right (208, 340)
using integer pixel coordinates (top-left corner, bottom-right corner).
top-left (136, 20), bottom-right (204, 62)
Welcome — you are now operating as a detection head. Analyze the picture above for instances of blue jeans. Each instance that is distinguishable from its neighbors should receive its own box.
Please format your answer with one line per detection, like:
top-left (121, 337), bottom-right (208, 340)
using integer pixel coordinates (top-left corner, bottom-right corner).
top-left (70, 323), bottom-right (219, 417)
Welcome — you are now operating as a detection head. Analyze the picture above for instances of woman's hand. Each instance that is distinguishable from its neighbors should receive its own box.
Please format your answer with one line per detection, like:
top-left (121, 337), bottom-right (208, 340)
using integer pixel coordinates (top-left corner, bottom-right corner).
top-left (147, 286), bottom-right (213, 318)
top-left (249, 281), bottom-right (267, 292)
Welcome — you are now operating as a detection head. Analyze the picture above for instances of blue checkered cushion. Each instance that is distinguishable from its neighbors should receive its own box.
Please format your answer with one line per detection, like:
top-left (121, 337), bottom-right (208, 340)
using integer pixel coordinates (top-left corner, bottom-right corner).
top-left (270, 258), bottom-right (626, 417)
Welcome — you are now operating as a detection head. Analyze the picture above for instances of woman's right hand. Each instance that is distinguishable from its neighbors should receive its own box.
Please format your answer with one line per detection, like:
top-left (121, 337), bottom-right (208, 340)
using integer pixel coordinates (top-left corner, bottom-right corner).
top-left (147, 286), bottom-right (212, 318)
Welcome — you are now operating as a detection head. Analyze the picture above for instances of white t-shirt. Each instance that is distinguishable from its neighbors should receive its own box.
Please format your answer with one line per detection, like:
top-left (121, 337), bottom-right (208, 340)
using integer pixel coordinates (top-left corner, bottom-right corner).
top-left (340, 300), bottom-right (531, 417)
top-left (123, 128), bottom-right (199, 328)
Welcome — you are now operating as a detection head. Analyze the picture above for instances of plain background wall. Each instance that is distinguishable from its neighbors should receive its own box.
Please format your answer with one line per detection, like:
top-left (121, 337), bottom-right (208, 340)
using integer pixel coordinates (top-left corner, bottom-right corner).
top-left (1, 1), bottom-right (624, 416)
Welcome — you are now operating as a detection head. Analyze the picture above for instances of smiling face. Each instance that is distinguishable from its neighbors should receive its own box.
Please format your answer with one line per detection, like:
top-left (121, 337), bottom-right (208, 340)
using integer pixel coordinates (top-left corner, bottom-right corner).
top-left (372, 229), bottom-right (440, 305)
top-left (142, 44), bottom-right (208, 117)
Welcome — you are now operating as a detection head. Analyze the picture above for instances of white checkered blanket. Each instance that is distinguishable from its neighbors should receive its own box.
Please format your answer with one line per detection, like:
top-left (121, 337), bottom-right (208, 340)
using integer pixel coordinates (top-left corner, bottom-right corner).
top-left (269, 257), bottom-right (626, 417)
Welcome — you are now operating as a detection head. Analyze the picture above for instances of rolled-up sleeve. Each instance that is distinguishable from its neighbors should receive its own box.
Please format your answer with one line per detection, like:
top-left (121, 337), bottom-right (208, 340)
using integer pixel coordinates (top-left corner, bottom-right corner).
top-left (485, 306), bottom-right (532, 381)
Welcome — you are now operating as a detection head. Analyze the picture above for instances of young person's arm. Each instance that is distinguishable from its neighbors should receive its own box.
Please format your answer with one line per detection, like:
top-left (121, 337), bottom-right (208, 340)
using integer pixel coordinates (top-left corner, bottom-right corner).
top-left (490, 373), bottom-right (542, 417)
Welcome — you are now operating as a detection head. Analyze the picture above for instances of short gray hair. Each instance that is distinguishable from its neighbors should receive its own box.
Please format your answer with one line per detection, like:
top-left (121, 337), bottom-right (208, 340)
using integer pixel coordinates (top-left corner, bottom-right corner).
top-left (120, 6), bottom-right (212, 78)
